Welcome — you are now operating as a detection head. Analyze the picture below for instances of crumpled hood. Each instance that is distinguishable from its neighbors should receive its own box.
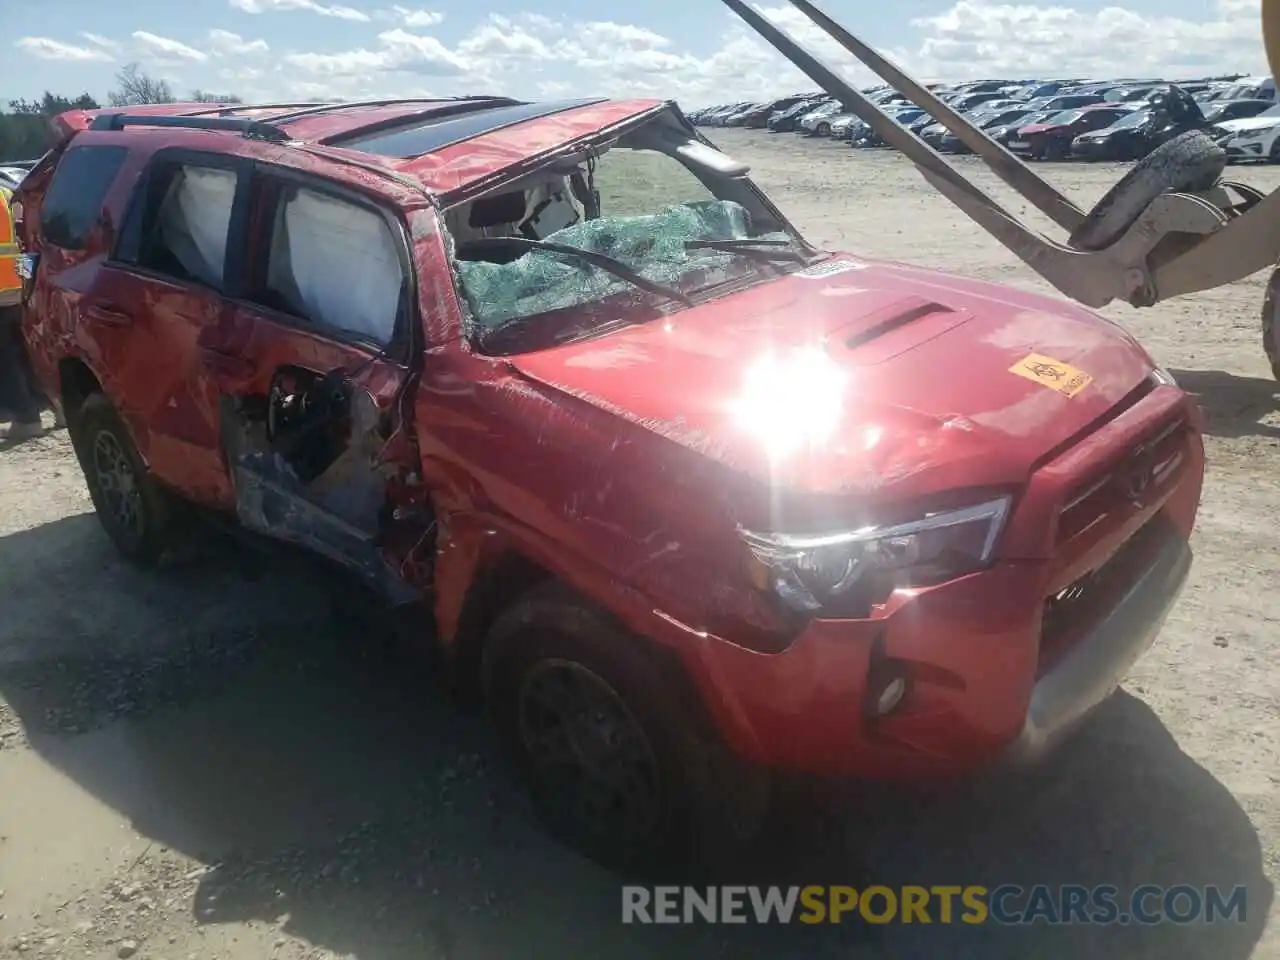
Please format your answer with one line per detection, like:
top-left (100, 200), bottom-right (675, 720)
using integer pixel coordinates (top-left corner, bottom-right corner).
top-left (507, 257), bottom-right (1155, 501)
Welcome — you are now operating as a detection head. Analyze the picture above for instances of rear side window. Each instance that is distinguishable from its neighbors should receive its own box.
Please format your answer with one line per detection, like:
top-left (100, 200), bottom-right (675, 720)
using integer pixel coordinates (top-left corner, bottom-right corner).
top-left (258, 183), bottom-right (406, 347)
top-left (39, 145), bottom-right (128, 251)
top-left (120, 161), bottom-right (240, 291)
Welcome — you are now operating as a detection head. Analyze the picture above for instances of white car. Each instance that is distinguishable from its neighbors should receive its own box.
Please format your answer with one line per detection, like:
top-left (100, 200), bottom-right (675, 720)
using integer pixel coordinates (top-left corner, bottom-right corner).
top-left (1216, 104), bottom-right (1280, 162)
top-left (799, 100), bottom-right (844, 136)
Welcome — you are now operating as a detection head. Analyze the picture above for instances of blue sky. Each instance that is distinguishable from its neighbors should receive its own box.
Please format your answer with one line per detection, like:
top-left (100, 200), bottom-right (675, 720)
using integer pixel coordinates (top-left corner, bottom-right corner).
top-left (3, 0), bottom-right (1267, 109)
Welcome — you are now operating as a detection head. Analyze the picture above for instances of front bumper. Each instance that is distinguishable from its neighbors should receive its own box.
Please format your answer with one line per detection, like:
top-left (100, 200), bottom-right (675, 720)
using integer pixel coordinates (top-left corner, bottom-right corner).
top-left (1002, 525), bottom-right (1191, 764)
top-left (1225, 138), bottom-right (1269, 161)
top-left (662, 384), bottom-right (1202, 780)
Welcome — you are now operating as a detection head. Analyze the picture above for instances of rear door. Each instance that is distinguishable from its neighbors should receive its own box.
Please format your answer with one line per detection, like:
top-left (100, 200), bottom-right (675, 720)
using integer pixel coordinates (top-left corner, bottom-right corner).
top-left (91, 148), bottom-right (253, 509)
top-left (200, 162), bottom-right (422, 600)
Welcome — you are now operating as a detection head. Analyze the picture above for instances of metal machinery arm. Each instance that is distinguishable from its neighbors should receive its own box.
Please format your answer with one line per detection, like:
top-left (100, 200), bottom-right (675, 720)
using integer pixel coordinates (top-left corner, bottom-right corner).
top-left (719, 0), bottom-right (1280, 310)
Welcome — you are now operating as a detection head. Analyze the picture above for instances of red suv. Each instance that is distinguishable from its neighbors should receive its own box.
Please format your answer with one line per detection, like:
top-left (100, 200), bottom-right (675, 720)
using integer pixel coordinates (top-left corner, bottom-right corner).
top-left (13, 97), bottom-right (1204, 870)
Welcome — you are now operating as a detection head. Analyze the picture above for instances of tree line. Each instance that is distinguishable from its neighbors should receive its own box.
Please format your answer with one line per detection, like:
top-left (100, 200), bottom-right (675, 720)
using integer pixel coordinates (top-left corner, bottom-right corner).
top-left (0, 64), bottom-right (241, 161)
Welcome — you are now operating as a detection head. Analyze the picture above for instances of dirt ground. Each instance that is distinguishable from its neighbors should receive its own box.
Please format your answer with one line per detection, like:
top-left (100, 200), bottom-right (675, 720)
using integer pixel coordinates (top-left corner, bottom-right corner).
top-left (1, 128), bottom-right (1277, 960)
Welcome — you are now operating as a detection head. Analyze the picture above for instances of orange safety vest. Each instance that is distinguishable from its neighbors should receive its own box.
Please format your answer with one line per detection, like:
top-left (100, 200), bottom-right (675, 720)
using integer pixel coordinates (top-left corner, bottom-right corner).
top-left (0, 185), bottom-right (21, 307)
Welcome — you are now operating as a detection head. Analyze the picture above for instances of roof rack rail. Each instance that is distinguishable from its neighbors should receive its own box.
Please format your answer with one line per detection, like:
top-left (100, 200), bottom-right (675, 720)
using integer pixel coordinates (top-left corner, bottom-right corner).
top-left (88, 113), bottom-right (293, 142)
top-left (187, 101), bottom-right (331, 117)
top-left (266, 95), bottom-right (520, 125)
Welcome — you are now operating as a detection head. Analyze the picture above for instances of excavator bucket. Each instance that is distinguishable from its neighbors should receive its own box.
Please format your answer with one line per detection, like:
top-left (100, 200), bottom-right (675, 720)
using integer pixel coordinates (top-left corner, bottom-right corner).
top-left (719, 0), bottom-right (1280, 310)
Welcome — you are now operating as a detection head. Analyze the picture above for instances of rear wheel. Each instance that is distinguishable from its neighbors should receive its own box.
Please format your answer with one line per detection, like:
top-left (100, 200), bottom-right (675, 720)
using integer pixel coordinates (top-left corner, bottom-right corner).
top-left (483, 582), bottom-right (769, 873)
top-left (73, 393), bottom-right (175, 566)
top-left (1262, 267), bottom-right (1280, 381)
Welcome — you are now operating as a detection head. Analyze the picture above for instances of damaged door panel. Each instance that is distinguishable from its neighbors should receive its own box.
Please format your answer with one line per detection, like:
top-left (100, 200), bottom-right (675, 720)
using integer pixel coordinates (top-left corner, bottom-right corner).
top-left (104, 148), bottom-right (255, 508)
top-left (209, 164), bottom-right (427, 605)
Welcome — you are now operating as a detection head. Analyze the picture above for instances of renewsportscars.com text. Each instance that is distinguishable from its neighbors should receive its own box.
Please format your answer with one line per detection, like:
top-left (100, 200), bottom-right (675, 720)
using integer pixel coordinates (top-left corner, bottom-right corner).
top-left (621, 884), bottom-right (1248, 925)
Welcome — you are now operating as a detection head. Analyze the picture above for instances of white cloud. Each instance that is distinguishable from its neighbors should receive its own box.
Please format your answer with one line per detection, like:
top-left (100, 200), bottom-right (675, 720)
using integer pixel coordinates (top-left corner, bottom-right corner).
top-left (209, 28), bottom-right (270, 56)
top-left (283, 27), bottom-right (467, 77)
top-left (389, 6), bottom-right (443, 27)
top-left (133, 30), bottom-right (210, 62)
top-left (230, 0), bottom-right (371, 22)
top-left (14, 36), bottom-right (114, 62)
top-left (17, 1), bottom-right (1270, 108)
top-left (458, 18), bottom-right (554, 61)
top-left (910, 0), bottom-right (1263, 78)
top-left (79, 32), bottom-right (122, 53)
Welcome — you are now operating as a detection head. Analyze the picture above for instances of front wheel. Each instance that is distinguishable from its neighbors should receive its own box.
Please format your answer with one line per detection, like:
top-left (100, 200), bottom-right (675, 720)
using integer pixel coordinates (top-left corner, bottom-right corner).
top-left (816, 122), bottom-right (831, 137)
top-left (483, 583), bottom-right (768, 872)
top-left (73, 393), bottom-right (175, 566)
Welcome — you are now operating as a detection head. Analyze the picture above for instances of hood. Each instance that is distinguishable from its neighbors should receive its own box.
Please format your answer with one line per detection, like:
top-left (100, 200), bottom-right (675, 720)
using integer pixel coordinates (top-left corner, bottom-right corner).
top-left (1219, 114), bottom-right (1280, 134)
top-left (507, 258), bottom-right (1155, 501)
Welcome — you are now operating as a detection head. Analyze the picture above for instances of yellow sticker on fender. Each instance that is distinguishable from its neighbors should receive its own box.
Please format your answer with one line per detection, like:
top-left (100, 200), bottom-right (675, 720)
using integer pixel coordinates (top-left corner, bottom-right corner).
top-left (1008, 353), bottom-right (1093, 397)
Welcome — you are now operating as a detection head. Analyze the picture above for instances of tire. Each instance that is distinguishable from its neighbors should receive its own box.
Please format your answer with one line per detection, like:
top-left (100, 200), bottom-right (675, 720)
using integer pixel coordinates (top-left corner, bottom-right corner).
top-left (1069, 130), bottom-right (1226, 251)
top-left (73, 393), bottom-right (175, 567)
top-left (1262, 267), bottom-right (1280, 381)
top-left (816, 122), bottom-right (830, 138)
top-left (482, 582), bottom-right (768, 874)
top-left (1044, 138), bottom-right (1069, 162)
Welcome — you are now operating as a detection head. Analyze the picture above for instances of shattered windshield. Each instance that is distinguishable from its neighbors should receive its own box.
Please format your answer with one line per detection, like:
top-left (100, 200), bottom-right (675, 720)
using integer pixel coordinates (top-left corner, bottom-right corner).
top-left (449, 113), bottom-right (805, 352)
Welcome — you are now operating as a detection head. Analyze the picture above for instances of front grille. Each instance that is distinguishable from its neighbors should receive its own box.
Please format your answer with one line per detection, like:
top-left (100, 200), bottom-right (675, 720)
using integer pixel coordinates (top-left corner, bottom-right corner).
top-left (1038, 515), bottom-right (1169, 675)
top-left (1055, 413), bottom-right (1188, 547)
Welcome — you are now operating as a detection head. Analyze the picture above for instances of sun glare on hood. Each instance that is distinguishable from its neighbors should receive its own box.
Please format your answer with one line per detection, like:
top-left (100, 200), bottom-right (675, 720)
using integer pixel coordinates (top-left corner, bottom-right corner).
top-left (730, 346), bottom-right (848, 459)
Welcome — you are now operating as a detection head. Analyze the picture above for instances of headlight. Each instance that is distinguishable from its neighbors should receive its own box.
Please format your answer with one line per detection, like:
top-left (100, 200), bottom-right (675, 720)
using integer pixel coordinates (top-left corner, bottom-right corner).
top-left (740, 497), bottom-right (1011, 614)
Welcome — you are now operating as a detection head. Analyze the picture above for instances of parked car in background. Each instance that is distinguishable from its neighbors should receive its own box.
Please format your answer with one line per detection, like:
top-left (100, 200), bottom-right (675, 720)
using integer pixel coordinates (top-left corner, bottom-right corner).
top-left (1070, 108), bottom-right (1155, 159)
top-left (799, 99), bottom-right (845, 136)
top-left (1216, 103), bottom-right (1280, 161)
top-left (1009, 104), bottom-right (1136, 159)
top-left (986, 109), bottom-right (1057, 148)
top-left (768, 97), bottom-right (829, 132)
top-left (1201, 98), bottom-right (1275, 125)
top-left (1216, 75), bottom-right (1277, 102)
top-left (851, 108), bottom-right (925, 147)
top-left (725, 103), bottom-right (770, 126)
top-left (1037, 93), bottom-right (1107, 112)
top-left (936, 109), bottom-right (1039, 153)
top-left (826, 113), bottom-right (858, 139)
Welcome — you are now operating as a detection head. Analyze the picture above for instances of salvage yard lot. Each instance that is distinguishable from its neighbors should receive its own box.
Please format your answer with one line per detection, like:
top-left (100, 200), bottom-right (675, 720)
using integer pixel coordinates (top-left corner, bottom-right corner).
top-left (1, 127), bottom-right (1277, 959)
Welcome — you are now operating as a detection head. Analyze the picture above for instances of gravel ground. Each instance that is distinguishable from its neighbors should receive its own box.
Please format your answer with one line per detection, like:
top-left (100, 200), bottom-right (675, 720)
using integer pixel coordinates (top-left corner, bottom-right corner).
top-left (0, 129), bottom-right (1277, 959)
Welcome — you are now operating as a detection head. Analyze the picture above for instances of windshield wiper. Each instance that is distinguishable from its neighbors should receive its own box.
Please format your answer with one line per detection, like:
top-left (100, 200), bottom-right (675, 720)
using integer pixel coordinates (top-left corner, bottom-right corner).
top-left (462, 236), bottom-right (694, 307)
top-left (684, 238), bottom-right (810, 265)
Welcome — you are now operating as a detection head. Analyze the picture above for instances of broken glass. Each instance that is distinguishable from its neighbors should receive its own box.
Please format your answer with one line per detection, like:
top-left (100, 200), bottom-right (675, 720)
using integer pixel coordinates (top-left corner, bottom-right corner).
top-left (454, 199), bottom-right (789, 330)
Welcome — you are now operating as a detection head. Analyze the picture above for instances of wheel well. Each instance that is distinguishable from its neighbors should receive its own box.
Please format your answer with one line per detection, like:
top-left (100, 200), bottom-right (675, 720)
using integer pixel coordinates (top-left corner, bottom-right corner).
top-left (448, 549), bottom-right (554, 704)
top-left (58, 358), bottom-right (102, 426)
top-left (449, 552), bottom-right (707, 723)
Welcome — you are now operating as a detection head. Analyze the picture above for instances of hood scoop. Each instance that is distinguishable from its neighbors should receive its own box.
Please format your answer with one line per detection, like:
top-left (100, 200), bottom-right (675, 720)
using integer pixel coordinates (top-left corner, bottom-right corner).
top-left (837, 295), bottom-right (967, 363)
top-left (843, 297), bottom-right (955, 349)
